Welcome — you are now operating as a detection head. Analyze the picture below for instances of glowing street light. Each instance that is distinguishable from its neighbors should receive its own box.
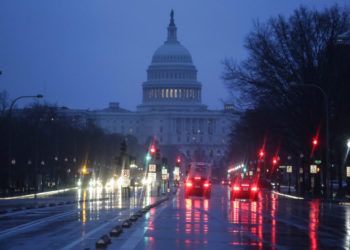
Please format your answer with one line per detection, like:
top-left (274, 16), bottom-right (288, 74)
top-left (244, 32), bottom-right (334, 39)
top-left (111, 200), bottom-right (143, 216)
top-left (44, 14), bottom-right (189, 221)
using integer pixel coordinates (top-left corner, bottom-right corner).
top-left (347, 139), bottom-right (350, 149)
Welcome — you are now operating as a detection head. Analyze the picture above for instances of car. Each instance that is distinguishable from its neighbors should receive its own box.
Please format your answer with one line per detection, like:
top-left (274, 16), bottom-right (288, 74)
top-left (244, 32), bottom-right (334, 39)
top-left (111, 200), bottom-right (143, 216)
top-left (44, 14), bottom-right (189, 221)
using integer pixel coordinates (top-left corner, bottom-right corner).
top-left (231, 177), bottom-right (259, 200)
top-left (185, 162), bottom-right (212, 199)
top-left (221, 179), bottom-right (231, 185)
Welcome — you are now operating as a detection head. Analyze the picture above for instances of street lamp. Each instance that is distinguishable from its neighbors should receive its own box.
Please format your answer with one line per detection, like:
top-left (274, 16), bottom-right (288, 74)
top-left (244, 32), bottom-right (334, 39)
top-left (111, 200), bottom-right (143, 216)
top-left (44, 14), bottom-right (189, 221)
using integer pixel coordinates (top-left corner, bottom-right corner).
top-left (347, 139), bottom-right (350, 149)
top-left (290, 81), bottom-right (329, 197)
top-left (7, 94), bottom-right (44, 191)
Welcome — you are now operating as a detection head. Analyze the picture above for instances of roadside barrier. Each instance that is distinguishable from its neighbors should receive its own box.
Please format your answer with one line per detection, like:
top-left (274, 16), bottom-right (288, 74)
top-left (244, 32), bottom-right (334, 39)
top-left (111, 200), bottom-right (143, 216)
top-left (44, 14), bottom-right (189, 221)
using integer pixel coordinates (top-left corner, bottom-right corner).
top-left (109, 225), bottom-right (123, 237)
top-left (95, 195), bottom-right (170, 249)
top-left (95, 234), bottom-right (111, 248)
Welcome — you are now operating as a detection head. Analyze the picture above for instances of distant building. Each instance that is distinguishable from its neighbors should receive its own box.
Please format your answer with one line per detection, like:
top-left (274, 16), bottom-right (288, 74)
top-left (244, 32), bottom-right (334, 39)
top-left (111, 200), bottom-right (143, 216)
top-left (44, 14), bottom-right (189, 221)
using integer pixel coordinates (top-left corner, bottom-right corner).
top-left (63, 11), bottom-right (236, 166)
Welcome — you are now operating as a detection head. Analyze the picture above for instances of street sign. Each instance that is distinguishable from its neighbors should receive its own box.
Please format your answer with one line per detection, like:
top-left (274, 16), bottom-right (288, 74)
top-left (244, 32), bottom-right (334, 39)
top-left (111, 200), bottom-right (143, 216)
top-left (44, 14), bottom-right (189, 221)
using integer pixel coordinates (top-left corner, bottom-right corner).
top-left (310, 165), bottom-right (317, 174)
top-left (121, 178), bottom-right (130, 187)
top-left (162, 168), bottom-right (168, 175)
top-left (286, 166), bottom-right (293, 173)
top-left (249, 171), bottom-right (253, 176)
top-left (314, 160), bottom-right (322, 164)
top-left (121, 169), bottom-right (130, 178)
top-left (148, 173), bottom-right (157, 183)
top-left (162, 174), bottom-right (168, 180)
top-left (346, 166), bottom-right (350, 177)
top-left (149, 164), bottom-right (156, 172)
top-left (279, 165), bottom-right (286, 169)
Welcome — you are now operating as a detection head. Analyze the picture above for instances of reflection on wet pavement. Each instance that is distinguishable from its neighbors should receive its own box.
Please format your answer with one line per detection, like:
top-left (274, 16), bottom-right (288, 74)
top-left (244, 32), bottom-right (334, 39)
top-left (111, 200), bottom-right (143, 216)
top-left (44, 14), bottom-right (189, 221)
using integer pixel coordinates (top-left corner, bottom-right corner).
top-left (126, 185), bottom-right (350, 250)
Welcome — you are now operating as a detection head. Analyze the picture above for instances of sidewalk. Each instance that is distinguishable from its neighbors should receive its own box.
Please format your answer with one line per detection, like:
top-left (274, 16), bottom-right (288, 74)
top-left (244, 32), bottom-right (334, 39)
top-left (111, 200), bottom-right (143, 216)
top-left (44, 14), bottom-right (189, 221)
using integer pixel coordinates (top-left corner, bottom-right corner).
top-left (273, 185), bottom-right (350, 204)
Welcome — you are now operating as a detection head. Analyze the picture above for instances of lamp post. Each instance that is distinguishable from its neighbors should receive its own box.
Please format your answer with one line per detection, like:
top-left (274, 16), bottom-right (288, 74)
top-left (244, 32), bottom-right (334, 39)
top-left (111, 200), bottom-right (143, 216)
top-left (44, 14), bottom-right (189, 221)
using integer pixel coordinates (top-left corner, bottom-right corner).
top-left (7, 94), bottom-right (43, 192)
top-left (290, 82), bottom-right (329, 198)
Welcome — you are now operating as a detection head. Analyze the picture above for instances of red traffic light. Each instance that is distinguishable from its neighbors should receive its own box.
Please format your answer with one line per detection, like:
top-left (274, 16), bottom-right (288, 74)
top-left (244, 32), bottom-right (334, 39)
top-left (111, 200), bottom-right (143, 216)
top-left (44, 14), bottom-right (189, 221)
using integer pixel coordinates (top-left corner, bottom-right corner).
top-left (312, 138), bottom-right (318, 146)
top-left (259, 149), bottom-right (264, 158)
top-left (150, 145), bottom-right (156, 155)
top-left (176, 157), bottom-right (181, 163)
top-left (272, 157), bottom-right (278, 165)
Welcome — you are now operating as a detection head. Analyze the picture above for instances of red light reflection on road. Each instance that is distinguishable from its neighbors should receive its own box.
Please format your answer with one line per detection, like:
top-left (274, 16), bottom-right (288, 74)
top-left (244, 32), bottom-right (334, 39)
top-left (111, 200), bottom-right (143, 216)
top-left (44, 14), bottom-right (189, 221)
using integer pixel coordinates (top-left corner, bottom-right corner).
top-left (228, 199), bottom-right (263, 249)
top-left (271, 194), bottom-right (278, 250)
top-left (184, 198), bottom-right (210, 245)
top-left (309, 199), bottom-right (320, 250)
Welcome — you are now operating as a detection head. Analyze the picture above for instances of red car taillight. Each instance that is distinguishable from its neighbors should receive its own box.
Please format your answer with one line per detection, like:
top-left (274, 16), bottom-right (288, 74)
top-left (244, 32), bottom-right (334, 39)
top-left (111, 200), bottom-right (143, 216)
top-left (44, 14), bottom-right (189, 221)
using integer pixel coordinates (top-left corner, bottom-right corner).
top-left (186, 182), bottom-right (193, 188)
top-left (203, 182), bottom-right (210, 188)
top-left (221, 180), bottom-right (225, 185)
top-left (251, 186), bottom-right (258, 192)
top-left (233, 186), bottom-right (240, 191)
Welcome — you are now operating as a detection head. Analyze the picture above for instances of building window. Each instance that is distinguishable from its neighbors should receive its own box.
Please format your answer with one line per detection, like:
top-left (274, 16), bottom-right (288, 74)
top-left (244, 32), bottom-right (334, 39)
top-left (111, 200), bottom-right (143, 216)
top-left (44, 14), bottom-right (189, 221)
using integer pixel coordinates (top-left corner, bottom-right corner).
top-left (162, 89), bottom-right (165, 98)
top-left (174, 89), bottom-right (177, 98)
top-left (166, 89), bottom-right (169, 98)
top-left (170, 89), bottom-right (173, 98)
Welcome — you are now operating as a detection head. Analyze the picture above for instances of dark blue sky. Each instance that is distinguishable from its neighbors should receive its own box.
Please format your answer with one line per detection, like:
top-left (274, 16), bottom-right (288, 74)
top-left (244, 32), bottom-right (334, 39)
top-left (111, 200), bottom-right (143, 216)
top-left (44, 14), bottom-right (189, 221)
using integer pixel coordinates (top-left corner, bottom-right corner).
top-left (0, 0), bottom-right (348, 110)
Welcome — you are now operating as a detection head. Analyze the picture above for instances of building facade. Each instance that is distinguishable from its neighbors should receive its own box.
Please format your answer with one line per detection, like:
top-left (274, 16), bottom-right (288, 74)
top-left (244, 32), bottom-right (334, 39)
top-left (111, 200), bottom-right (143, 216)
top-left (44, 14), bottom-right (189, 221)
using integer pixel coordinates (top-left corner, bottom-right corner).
top-left (64, 11), bottom-right (236, 165)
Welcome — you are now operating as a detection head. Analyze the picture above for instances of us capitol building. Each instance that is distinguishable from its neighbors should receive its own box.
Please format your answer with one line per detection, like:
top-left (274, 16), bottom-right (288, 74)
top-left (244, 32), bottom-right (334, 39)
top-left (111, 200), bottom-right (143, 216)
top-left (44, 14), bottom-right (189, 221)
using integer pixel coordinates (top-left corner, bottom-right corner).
top-left (63, 11), bottom-right (236, 165)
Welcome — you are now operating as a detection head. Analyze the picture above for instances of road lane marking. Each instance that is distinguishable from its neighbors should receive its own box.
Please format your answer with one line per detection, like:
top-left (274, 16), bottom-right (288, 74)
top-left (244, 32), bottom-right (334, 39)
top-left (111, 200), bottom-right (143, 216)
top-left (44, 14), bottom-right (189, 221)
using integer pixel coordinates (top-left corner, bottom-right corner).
top-left (272, 191), bottom-right (304, 200)
top-left (0, 187), bottom-right (77, 200)
top-left (0, 210), bottom-right (76, 239)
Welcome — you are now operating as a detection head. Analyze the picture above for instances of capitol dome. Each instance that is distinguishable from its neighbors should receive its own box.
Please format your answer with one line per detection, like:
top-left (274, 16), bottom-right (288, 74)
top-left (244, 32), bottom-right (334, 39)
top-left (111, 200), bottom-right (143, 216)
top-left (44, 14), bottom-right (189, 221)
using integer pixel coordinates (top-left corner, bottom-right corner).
top-left (151, 43), bottom-right (193, 65)
top-left (138, 10), bottom-right (205, 111)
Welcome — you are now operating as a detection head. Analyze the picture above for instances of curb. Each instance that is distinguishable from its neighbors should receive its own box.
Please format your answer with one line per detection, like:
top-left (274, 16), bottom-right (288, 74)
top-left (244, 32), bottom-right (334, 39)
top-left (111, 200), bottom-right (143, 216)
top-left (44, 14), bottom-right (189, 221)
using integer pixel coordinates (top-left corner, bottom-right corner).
top-left (95, 195), bottom-right (170, 249)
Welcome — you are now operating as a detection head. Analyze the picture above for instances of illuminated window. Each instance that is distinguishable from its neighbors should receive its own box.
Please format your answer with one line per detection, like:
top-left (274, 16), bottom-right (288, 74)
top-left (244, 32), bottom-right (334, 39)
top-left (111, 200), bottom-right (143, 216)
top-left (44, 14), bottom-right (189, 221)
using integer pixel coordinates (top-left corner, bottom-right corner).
top-left (161, 89), bottom-right (165, 98)
top-left (179, 89), bottom-right (182, 98)
top-left (170, 89), bottom-right (173, 98)
top-left (166, 89), bottom-right (169, 98)
top-left (174, 89), bottom-right (177, 98)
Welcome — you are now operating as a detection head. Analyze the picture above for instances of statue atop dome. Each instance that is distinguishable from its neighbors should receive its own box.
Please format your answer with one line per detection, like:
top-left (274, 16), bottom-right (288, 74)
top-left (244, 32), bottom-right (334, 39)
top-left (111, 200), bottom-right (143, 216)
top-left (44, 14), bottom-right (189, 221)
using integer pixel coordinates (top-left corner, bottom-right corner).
top-left (170, 10), bottom-right (175, 26)
top-left (167, 9), bottom-right (177, 42)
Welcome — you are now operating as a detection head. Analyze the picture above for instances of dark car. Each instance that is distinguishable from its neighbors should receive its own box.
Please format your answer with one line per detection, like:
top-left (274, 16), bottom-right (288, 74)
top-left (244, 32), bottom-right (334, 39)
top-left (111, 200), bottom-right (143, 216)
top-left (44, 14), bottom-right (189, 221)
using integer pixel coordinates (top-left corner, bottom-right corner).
top-left (231, 177), bottom-right (259, 200)
top-left (185, 162), bottom-right (212, 199)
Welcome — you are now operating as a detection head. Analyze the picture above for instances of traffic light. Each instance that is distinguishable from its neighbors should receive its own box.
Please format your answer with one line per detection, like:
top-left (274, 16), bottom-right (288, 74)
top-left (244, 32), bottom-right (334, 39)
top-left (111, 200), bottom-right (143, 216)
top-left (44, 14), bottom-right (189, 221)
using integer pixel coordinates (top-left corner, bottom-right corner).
top-left (150, 145), bottom-right (156, 156)
top-left (259, 149), bottom-right (264, 158)
top-left (272, 157), bottom-right (278, 165)
top-left (145, 153), bottom-right (151, 161)
top-left (176, 156), bottom-right (181, 166)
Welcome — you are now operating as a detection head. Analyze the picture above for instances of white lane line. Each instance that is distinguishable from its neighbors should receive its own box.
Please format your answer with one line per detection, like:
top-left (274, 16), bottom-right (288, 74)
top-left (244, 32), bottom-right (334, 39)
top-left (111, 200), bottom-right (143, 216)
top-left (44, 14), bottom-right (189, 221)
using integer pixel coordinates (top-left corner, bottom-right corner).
top-left (0, 187), bottom-right (77, 200)
top-left (118, 199), bottom-right (170, 250)
top-left (272, 191), bottom-right (304, 200)
top-left (0, 210), bottom-right (76, 239)
top-left (61, 208), bottom-right (130, 250)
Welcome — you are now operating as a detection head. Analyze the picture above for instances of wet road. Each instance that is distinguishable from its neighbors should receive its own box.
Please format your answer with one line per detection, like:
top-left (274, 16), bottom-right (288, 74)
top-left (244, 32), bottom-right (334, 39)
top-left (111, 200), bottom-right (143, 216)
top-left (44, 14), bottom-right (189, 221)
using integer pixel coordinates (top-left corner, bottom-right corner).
top-left (115, 184), bottom-right (350, 250)
top-left (0, 185), bottom-right (349, 249)
top-left (0, 187), bottom-right (160, 249)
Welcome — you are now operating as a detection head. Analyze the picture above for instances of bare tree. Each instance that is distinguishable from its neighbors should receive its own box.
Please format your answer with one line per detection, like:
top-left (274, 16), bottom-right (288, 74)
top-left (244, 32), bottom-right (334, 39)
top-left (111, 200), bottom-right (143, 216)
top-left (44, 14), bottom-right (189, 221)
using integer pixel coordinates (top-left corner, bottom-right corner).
top-left (224, 5), bottom-right (350, 163)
